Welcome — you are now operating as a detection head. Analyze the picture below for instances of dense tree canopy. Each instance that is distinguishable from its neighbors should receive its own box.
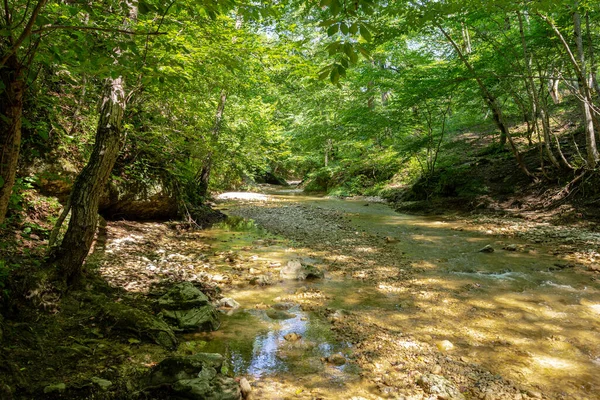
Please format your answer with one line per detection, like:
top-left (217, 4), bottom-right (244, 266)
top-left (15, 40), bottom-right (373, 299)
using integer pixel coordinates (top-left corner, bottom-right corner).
top-left (0, 0), bottom-right (599, 280)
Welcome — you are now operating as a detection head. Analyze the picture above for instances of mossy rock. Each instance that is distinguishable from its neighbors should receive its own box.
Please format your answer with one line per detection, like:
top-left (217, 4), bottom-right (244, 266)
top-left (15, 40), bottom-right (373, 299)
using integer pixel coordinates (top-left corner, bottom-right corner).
top-left (145, 353), bottom-right (241, 400)
top-left (157, 282), bottom-right (210, 310)
top-left (102, 302), bottom-right (178, 350)
top-left (161, 306), bottom-right (220, 332)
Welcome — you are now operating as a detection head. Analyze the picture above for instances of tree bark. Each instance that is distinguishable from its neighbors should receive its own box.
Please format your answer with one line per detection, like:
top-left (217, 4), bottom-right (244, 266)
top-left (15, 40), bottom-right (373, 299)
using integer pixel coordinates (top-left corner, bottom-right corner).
top-left (573, 7), bottom-right (599, 167)
top-left (0, 54), bottom-right (24, 224)
top-left (49, 77), bottom-right (126, 284)
top-left (48, 0), bottom-right (137, 285)
top-left (517, 12), bottom-right (560, 169)
top-left (437, 24), bottom-right (533, 178)
top-left (197, 89), bottom-right (227, 198)
top-left (538, 10), bottom-right (599, 167)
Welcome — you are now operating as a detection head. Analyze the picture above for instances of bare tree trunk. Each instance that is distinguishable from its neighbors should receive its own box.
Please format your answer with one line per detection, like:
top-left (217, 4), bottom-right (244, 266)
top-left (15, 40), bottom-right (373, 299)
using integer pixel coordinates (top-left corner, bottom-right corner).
top-left (538, 10), bottom-right (599, 167)
top-left (0, 55), bottom-right (24, 224)
top-left (437, 24), bottom-right (533, 177)
top-left (48, 1), bottom-right (137, 286)
top-left (517, 12), bottom-right (560, 169)
top-left (197, 89), bottom-right (227, 198)
top-left (573, 8), bottom-right (599, 167)
top-left (549, 78), bottom-right (561, 104)
top-left (585, 13), bottom-right (600, 103)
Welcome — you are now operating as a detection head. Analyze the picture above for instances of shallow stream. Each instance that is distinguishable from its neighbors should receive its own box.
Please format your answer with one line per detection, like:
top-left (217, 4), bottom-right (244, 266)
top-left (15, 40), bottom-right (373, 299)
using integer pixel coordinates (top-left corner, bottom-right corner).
top-left (189, 191), bottom-right (599, 399)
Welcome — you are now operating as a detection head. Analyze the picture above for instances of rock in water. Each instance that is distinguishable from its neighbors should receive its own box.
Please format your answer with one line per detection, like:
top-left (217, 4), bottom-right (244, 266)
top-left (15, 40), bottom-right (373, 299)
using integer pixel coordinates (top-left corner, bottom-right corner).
top-left (239, 378), bottom-right (252, 399)
top-left (478, 245), bottom-right (494, 253)
top-left (503, 244), bottom-right (518, 251)
top-left (280, 260), bottom-right (324, 280)
top-left (283, 332), bottom-right (302, 341)
top-left (216, 298), bottom-right (241, 310)
top-left (417, 373), bottom-right (465, 400)
top-left (145, 353), bottom-right (241, 400)
top-left (266, 309), bottom-right (296, 320)
top-left (326, 353), bottom-right (346, 366)
top-left (158, 282), bottom-right (220, 332)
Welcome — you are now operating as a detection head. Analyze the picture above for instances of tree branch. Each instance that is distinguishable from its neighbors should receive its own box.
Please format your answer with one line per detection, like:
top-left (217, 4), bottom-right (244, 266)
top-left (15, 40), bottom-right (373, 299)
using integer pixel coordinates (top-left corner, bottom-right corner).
top-left (31, 24), bottom-right (167, 36)
top-left (0, 0), bottom-right (47, 67)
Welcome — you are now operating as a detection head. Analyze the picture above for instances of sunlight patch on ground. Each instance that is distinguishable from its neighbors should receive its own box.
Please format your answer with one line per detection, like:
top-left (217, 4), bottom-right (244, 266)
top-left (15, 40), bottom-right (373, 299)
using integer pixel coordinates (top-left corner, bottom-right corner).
top-left (532, 355), bottom-right (575, 370)
top-left (216, 192), bottom-right (270, 201)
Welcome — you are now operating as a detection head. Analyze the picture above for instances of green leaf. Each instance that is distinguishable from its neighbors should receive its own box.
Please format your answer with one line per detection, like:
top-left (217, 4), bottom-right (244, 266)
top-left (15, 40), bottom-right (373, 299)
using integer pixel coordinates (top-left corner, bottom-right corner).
top-left (319, 0), bottom-right (333, 7)
top-left (358, 46), bottom-right (371, 59)
top-left (0, 176), bottom-right (4, 189)
top-left (340, 22), bottom-right (349, 35)
top-left (330, 68), bottom-right (340, 84)
top-left (327, 24), bottom-right (339, 36)
top-left (349, 23), bottom-right (359, 35)
top-left (318, 69), bottom-right (330, 80)
top-left (360, 24), bottom-right (372, 42)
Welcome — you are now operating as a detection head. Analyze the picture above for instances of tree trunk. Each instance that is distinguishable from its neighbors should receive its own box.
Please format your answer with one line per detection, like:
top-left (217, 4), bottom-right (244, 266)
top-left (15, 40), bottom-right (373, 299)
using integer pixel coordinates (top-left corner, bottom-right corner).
top-left (197, 89), bottom-right (227, 198)
top-left (573, 8), bottom-right (599, 167)
top-left (0, 55), bottom-right (24, 224)
top-left (517, 12), bottom-right (560, 169)
top-left (49, 77), bottom-right (126, 284)
top-left (437, 24), bottom-right (533, 177)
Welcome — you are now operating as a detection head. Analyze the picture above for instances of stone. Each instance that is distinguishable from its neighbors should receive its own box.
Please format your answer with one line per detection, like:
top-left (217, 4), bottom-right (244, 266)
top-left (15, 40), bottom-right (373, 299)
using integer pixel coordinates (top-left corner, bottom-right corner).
top-left (503, 244), bottom-right (518, 251)
top-left (249, 274), bottom-right (273, 286)
top-left (90, 377), bottom-right (113, 391)
top-left (161, 306), bottom-right (220, 332)
top-left (326, 353), bottom-right (346, 366)
top-left (283, 333), bottom-right (302, 341)
top-left (436, 340), bottom-right (454, 351)
top-left (239, 378), bottom-right (252, 399)
top-left (145, 353), bottom-right (241, 400)
top-left (280, 260), bottom-right (324, 280)
top-left (266, 309), bottom-right (296, 320)
top-left (43, 383), bottom-right (66, 394)
top-left (157, 282), bottom-right (210, 310)
top-left (103, 301), bottom-right (178, 350)
top-left (271, 302), bottom-right (293, 310)
top-left (417, 374), bottom-right (465, 400)
top-left (526, 390), bottom-right (542, 399)
top-left (385, 236), bottom-right (398, 243)
top-left (479, 245), bottom-right (494, 253)
top-left (216, 298), bottom-right (240, 310)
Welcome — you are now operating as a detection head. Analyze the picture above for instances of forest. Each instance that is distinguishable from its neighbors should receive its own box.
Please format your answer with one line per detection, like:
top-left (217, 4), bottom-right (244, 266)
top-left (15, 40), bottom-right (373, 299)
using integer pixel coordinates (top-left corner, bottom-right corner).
top-left (0, 0), bottom-right (599, 399)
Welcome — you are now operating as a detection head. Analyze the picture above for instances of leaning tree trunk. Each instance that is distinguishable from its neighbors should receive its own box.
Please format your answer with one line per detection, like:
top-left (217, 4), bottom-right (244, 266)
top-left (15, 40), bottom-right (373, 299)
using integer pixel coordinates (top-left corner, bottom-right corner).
top-left (49, 77), bottom-right (126, 285)
top-left (437, 24), bottom-right (533, 178)
top-left (0, 54), bottom-right (24, 224)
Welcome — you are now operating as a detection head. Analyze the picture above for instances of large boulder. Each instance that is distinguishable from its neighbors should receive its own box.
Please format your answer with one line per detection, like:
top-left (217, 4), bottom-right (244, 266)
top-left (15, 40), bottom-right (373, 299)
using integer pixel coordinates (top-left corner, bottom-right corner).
top-left (280, 260), bottom-right (324, 280)
top-left (102, 301), bottom-right (178, 350)
top-left (157, 283), bottom-right (220, 332)
top-left (158, 282), bottom-right (210, 310)
top-left (145, 353), bottom-right (241, 400)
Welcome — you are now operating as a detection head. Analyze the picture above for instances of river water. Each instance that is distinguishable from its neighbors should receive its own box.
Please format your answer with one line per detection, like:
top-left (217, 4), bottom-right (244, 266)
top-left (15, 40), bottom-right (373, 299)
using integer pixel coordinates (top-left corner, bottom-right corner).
top-left (185, 190), bottom-right (600, 399)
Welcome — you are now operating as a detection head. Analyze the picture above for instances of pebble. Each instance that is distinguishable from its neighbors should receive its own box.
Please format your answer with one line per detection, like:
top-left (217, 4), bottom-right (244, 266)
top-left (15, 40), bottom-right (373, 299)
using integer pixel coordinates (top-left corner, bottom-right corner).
top-left (526, 390), bottom-right (542, 399)
top-left (283, 332), bottom-right (302, 341)
top-left (436, 340), bottom-right (454, 351)
top-left (326, 353), bottom-right (346, 366)
top-left (479, 245), bottom-right (495, 253)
